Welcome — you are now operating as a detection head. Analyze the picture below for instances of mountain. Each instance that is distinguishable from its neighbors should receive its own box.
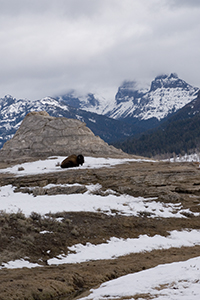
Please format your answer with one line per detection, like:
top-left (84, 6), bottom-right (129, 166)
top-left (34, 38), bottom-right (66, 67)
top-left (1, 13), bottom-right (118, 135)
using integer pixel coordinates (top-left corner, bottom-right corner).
top-left (57, 73), bottom-right (199, 123)
top-left (0, 95), bottom-right (136, 149)
top-left (0, 74), bottom-right (199, 151)
top-left (113, 91), bottom-right (200, 157)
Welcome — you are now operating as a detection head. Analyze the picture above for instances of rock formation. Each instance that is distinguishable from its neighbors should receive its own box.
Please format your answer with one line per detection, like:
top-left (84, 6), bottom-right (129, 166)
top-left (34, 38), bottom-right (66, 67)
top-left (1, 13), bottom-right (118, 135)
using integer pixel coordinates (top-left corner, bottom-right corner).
top-left (0, 111), bottom-right (128, 162)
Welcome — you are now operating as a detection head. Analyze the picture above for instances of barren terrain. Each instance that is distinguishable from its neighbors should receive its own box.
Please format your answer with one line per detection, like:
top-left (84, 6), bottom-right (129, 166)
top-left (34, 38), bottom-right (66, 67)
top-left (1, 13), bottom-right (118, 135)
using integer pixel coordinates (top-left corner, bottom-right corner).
top-left (0, 159), bottom-right (200, 299)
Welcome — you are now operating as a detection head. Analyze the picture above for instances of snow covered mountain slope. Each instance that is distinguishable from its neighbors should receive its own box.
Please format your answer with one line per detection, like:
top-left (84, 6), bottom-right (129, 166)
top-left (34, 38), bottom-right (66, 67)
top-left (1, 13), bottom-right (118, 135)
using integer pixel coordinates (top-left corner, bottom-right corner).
top-left (58, 73), bottom-right (199, 122)
top-left (107, 73), bottom-right (199, 121)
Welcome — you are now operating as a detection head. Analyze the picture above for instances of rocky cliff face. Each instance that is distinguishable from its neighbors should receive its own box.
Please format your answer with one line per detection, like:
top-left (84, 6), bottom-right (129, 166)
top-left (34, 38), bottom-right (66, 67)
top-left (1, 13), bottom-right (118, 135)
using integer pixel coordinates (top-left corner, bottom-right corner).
top-left (0, 111), bottom-right (126, 162)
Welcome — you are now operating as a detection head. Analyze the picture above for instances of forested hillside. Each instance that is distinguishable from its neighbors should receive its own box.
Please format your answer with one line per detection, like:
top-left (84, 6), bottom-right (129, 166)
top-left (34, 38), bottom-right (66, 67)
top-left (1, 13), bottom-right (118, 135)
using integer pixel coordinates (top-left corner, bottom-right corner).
top-left (113, 92), bottom-right (200, 157)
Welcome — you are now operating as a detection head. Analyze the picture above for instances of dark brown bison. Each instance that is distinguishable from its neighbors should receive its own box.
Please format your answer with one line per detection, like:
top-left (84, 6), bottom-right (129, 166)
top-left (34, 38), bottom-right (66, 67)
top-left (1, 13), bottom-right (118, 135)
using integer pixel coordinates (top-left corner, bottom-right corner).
top-left (60, 154), bottom-right (84, 168)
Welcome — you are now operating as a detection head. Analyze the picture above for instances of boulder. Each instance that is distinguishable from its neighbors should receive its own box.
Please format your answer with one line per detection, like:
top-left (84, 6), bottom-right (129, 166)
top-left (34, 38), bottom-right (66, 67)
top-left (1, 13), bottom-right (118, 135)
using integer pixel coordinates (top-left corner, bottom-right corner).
top-left (0, 111), bottom-right (128, 162)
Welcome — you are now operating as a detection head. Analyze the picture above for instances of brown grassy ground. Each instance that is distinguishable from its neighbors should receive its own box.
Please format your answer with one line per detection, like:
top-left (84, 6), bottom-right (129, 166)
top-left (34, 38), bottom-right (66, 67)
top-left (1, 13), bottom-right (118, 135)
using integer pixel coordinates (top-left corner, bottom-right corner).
top-left (0, 160), bottom-right (200, 299)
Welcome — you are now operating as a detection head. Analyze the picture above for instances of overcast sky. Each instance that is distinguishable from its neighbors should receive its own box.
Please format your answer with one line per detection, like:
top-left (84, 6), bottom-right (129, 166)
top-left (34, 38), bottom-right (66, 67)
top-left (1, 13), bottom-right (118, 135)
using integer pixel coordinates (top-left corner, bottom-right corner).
top-left (0, 0), bottom-right (200, 100)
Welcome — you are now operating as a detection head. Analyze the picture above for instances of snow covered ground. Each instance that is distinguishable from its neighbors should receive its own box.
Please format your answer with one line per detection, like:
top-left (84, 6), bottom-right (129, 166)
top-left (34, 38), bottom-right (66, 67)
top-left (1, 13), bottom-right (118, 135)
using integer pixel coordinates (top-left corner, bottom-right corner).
top-left (47, 229), bottom-right (200, 266)
top-left (0, 156), bottom-right (200, 299)
top-left (0, 184), bottom-right (195, 218)
top-left (0, 156), bottom-right (153, 176)
top-left (80, 256), bottom-right (200, 300)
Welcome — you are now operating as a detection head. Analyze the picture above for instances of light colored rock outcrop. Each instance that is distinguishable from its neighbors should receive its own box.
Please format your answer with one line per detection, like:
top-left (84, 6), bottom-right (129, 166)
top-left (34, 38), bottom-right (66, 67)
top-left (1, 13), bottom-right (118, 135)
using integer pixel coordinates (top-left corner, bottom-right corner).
top-left (0, 111), bottom-right (127, 161)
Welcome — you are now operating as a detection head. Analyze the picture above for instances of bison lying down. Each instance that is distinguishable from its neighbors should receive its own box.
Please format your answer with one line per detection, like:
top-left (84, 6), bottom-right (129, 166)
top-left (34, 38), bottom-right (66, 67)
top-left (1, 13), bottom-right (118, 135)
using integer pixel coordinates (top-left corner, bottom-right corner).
top-left (60, 154), bottom-right (84, 168)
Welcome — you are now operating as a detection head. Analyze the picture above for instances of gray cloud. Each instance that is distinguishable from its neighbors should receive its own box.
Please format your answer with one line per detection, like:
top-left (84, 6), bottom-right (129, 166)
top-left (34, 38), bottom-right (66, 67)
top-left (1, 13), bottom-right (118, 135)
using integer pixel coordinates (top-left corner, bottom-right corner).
top-left (168, 0), bottom-right (200, 8)
top-left (0, 0), bottom-right (199, 100)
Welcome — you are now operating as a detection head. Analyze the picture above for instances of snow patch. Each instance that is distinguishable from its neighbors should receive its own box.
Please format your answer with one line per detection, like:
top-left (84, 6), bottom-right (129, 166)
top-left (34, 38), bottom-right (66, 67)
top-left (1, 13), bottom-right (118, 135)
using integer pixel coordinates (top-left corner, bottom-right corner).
top-left (1, 259), bottom-right (42, 269)
top-left (81, 256), bottom-right (200, 300)
top-left (48, 229), bottom-right (200, 265)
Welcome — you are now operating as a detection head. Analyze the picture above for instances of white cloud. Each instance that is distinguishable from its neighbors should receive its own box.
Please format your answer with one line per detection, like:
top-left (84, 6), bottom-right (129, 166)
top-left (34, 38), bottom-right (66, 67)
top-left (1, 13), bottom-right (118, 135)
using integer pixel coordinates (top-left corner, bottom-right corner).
top-left (0, 0), bottom-right (199, 100)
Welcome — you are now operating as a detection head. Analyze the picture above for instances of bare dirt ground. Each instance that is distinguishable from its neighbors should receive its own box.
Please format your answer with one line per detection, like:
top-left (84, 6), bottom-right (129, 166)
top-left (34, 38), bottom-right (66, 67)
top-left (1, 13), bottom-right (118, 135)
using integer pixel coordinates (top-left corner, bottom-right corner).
top-left (0, 160), bottom-right (200, 299)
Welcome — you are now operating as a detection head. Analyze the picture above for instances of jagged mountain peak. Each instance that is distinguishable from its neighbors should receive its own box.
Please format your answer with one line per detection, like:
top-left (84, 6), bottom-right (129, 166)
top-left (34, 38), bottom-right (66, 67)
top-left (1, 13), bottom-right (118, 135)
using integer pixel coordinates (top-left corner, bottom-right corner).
top-left (150, 73), bottom-right (192, 91)
top-left (0, 95), bottom-right (16, 107)
top-left (154, 73), bottom-right (178, 82)
top-left (4, 94), bottom-right (15, 99)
